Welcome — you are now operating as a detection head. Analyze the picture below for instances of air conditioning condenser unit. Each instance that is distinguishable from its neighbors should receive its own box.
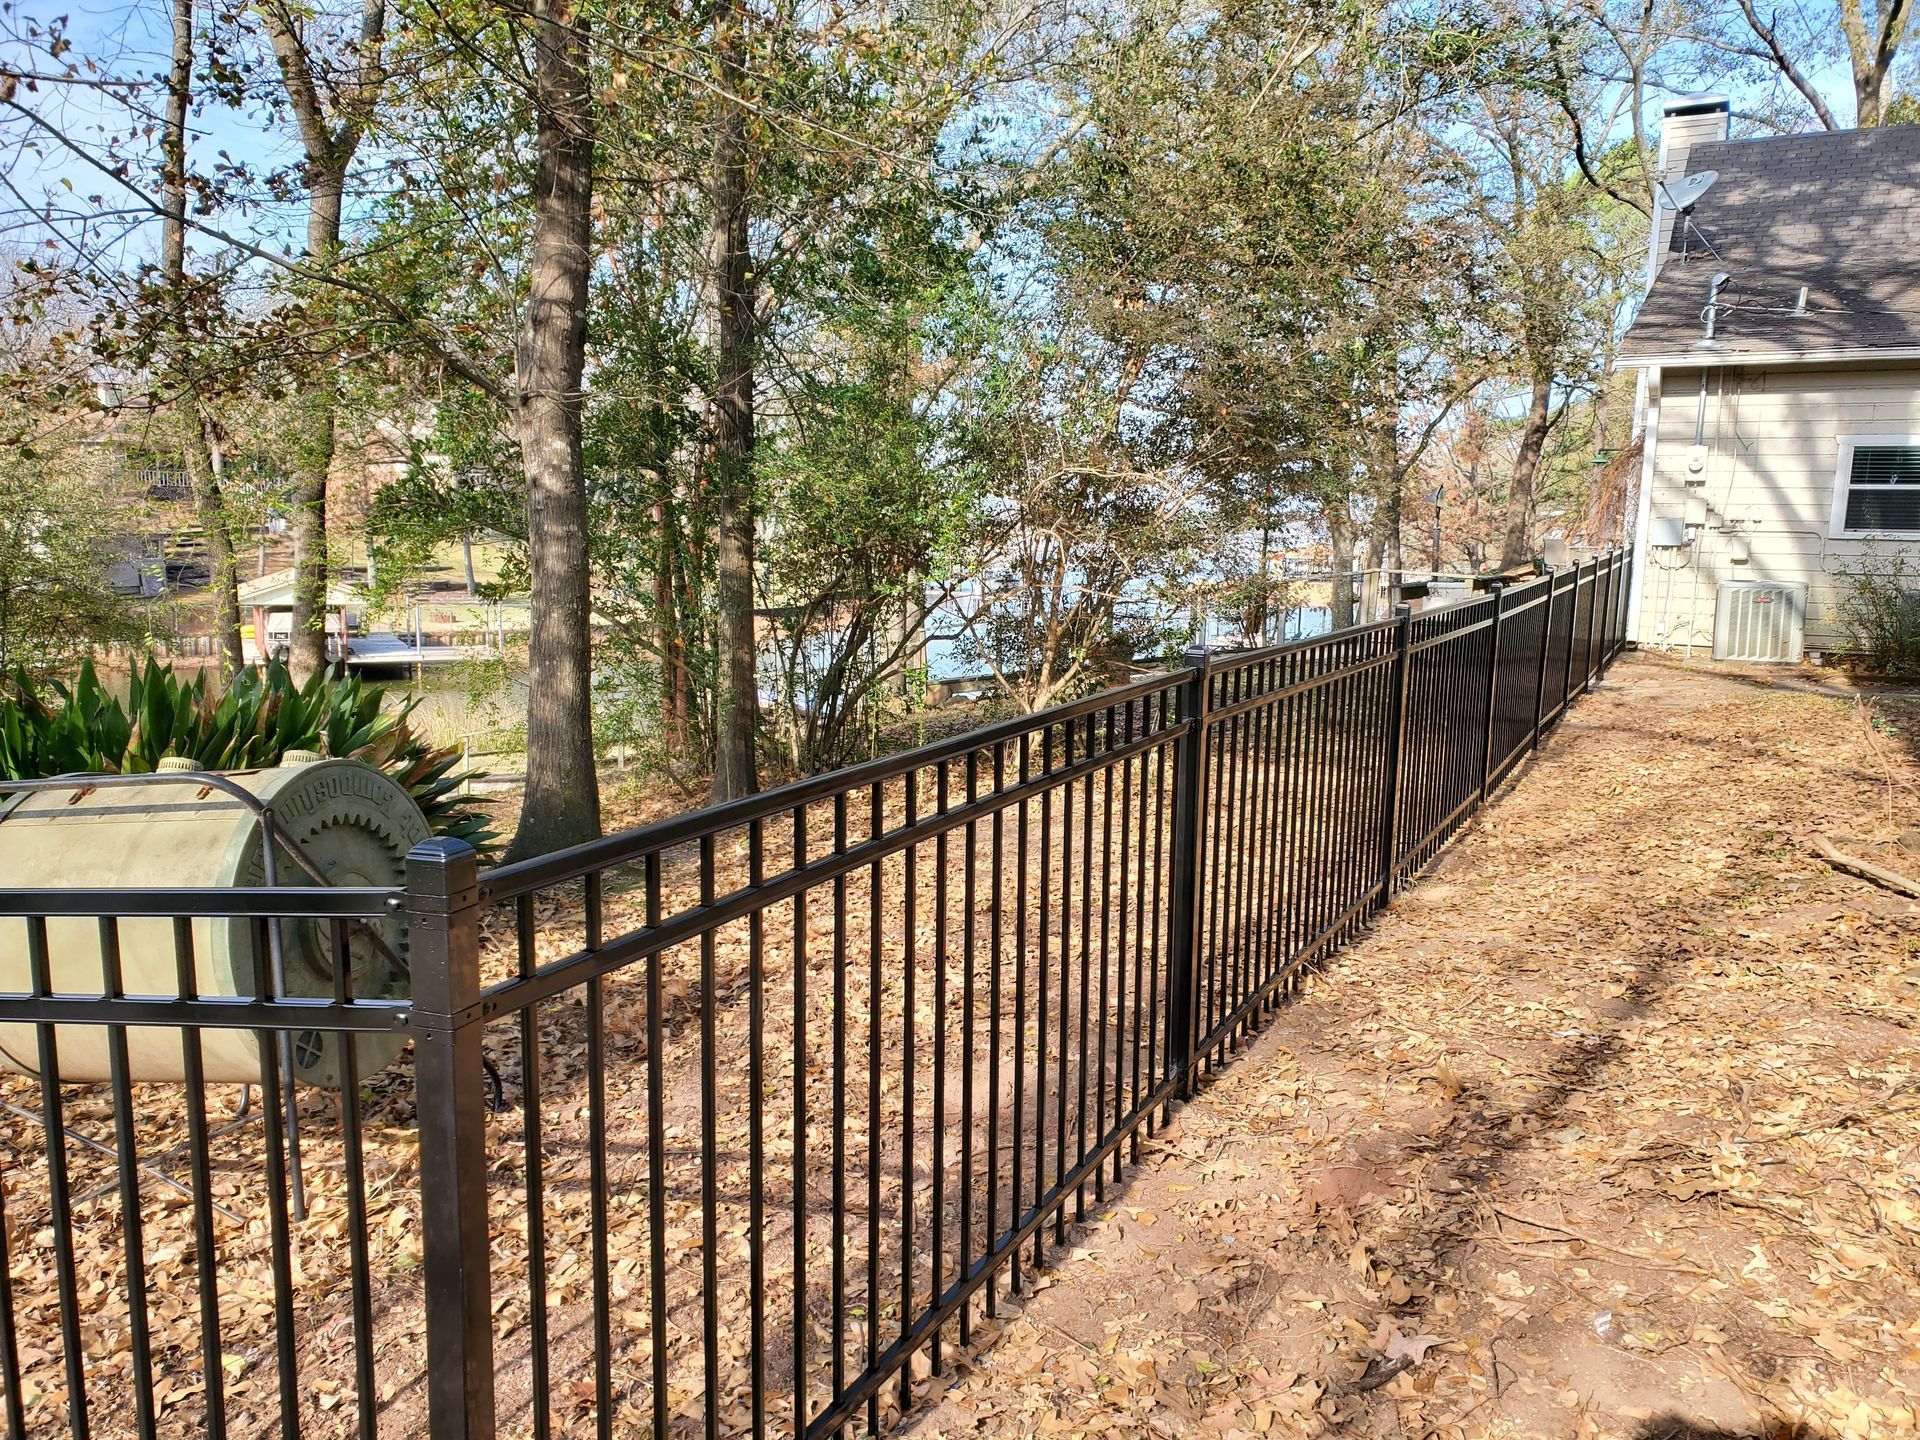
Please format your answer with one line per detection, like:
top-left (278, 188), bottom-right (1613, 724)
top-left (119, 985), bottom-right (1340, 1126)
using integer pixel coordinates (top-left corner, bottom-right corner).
top-left (1712, 579), bottom-right (1805, 663)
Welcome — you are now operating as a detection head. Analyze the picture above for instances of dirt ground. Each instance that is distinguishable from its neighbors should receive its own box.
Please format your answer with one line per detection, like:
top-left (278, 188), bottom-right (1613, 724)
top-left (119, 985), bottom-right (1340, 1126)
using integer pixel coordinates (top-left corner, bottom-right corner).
top-left (905, 655), bottom-right (1920, 1440)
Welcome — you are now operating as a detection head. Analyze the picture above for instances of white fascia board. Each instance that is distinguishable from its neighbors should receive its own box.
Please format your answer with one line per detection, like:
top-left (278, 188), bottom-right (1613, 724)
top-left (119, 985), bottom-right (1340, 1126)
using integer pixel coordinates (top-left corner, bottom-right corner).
top-left (1616, 345), bottom-right (1920, 371)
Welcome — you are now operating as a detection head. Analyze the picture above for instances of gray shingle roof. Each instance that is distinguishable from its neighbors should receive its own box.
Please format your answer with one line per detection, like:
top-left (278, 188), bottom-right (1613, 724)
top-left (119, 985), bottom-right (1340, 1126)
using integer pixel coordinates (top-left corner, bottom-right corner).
top-left (1618, 126), bottom-right (1920, 364)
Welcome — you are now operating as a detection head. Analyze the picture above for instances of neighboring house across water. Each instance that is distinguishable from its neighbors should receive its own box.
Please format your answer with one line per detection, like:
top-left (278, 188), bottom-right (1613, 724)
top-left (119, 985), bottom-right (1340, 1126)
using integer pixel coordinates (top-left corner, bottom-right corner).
top-left (1620, 100), bottom-right (1920, 661)
top-left (237, 568), bottom-right (523, 671)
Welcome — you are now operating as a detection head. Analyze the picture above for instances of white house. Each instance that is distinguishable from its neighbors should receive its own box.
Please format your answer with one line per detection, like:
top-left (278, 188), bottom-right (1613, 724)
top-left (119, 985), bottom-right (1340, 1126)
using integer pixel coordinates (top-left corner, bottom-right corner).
top-left (236, 569), bottom-right (518, 670)
top-left (1619, 100), bottom-right (1920, 661)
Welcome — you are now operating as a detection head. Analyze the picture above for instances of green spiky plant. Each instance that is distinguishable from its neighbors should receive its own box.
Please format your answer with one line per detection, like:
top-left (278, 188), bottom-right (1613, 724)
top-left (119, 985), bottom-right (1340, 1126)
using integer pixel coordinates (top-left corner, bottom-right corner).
top-left (0, 657), bottom-right (496, 854)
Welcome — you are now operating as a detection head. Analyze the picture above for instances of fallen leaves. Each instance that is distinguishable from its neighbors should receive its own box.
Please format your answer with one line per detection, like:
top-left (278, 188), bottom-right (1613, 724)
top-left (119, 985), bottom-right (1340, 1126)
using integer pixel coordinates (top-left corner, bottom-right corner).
top-left (1369, 1320), bottom-right (1447, 1368)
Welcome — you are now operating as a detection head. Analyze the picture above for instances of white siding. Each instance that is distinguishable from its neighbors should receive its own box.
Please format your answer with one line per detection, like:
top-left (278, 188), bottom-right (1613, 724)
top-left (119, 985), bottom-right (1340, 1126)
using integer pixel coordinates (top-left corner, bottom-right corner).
top-left (1632, 362), bottom-right (1920, 654)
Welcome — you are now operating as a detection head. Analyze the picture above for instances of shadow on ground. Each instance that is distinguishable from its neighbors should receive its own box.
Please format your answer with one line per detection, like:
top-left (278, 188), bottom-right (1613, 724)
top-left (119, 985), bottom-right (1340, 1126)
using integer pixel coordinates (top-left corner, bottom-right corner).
top-left (1631, 1417), bottom-right (1829, 1440)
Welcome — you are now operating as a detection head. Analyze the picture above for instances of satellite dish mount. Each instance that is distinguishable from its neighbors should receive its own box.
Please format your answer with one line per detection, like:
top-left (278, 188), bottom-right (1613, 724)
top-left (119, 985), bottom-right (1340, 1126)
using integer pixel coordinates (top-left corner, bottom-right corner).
top-left (1659, 169), bottom-right (1721, 261)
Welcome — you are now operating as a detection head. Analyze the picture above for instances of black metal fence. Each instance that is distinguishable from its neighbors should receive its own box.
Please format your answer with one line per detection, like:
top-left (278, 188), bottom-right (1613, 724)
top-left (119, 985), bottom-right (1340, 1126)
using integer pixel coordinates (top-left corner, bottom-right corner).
top-left (0, 553), bottom-right (1629, 1439)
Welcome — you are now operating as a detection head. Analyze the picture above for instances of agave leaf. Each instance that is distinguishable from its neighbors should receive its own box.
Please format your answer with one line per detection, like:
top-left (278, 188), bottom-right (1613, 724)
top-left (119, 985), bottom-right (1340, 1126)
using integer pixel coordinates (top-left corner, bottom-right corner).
top-left (0, 656), bottom-right (497, 852)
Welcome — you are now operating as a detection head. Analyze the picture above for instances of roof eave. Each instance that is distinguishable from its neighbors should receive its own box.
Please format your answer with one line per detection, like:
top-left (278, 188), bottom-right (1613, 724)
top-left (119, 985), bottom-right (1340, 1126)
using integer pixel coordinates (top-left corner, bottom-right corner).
top-left (1615, 344), bottom-right (1920, 371)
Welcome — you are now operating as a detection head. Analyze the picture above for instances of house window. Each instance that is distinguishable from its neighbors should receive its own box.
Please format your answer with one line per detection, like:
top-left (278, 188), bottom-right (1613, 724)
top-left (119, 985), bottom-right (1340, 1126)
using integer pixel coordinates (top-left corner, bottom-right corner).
top-left (1832, 437), bottom-right (1920, 538)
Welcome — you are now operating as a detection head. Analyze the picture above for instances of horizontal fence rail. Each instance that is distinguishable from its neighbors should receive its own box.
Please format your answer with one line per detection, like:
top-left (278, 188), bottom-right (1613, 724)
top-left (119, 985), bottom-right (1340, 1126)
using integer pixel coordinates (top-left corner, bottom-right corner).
top-left (0, 552), bottom-right (1629, 1438)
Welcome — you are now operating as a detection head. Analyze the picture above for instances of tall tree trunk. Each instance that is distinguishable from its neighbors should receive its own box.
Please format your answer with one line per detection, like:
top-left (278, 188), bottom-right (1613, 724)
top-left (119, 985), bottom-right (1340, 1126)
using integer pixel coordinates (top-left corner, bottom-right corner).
top-left (189, 420), bottom-right (244, 674)
top-left (286, 167), bottom-right (345, 678)
top-left (1361, 529), bottom-right (1384, 623)
top-left (285, 378), bottom-right (336, 679)
top-left (1250, 504), bottom-right (1273, 641)
top-left (887, 570), bottom-right (927, 700)
top-left (505, 0), bottom-right (600, 861)
top-left (160, 0), bottom-right (242, 677)
top-left (681, 514), bottom-right (710, 743)
top-left (1457, 407), bottom-right (1484, 572)
top-left (653, 499), bottom-right (692, 750)
top-left (706, 0), bottom-right (758, 804)
top-left (1840, 0), bottom-right (1911, 127)
top-left (202, 430), bottom-right (244, 674)
top-left (159, 0), bottom-right (191, 317)
top-left (1499, 376), bottom-right (1553, 571)
top-left (1385, 476), bottom-right (1404, 607)
top-left (1326, 503), bottom-right (1355, 630)
top-left (262, 0), bottom-right (385, 680)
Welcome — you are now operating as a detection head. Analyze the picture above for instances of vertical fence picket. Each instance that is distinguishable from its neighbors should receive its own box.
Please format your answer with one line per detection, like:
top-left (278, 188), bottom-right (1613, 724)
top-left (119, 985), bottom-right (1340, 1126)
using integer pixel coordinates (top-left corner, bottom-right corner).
top-left (1533, 565), bottom-right (1555, 751)
top-left (1589, 559), bottom-right (1605, 688)
top-left (1480, 582), bottom-right (1505, 805)
top-left (1379, 604), bottom-right (1412, 903)
top-left (1563, 560), bottom-right (1583, 711)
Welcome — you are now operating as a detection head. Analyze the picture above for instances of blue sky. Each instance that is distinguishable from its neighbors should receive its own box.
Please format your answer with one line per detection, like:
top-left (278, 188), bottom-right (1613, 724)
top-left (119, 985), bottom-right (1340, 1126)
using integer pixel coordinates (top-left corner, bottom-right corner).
top-left (2, 1), bottom-right (304, 270)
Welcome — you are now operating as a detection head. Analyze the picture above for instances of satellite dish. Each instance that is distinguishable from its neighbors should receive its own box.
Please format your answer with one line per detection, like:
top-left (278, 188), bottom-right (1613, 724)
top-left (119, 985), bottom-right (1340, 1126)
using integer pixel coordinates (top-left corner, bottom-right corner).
top-left (1663, 169), bottom-right (1719, 212)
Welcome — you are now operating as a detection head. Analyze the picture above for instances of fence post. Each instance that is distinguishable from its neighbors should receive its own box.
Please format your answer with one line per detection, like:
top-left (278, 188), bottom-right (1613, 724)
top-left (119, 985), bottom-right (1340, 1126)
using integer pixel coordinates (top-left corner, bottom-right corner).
top-left (1166, 645), bottom-right (1213, 1097)
top-left (1562, 560), bottom-right (1583, 710)
top-left (407, 837), bottom-right (496, 1440)
top-left (1532, 566), bottom-right (1555, 752)
top-left (1479, 582), bottom-right (1505, 805)
top-left (1617, 548), bottom-right (1632, 658)
top-left (1609, 551), bottom-right (1621, 669)
top-left (1607, 550), bottom-right (1622, 662)
top-left (1589, 554), bottom-right (1610, 690)
top-left (1378, 604), bottom-right (1412, 909)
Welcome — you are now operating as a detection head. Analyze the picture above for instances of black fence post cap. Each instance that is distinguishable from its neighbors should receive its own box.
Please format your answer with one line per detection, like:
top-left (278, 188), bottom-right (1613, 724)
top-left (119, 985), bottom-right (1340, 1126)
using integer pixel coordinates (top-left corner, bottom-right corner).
top-left (408, 836), bottom-right (478, 866)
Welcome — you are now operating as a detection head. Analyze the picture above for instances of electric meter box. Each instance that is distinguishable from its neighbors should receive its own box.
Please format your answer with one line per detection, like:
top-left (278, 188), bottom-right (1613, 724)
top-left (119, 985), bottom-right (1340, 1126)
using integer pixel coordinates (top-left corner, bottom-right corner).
top-left (1649, 516), bottom-right (1689, 548)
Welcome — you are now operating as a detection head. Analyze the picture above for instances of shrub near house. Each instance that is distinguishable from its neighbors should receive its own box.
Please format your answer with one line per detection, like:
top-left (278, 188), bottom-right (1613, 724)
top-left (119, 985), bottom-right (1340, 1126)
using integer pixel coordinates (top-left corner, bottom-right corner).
top-left (1836, 553), bottom-right (1920, 675)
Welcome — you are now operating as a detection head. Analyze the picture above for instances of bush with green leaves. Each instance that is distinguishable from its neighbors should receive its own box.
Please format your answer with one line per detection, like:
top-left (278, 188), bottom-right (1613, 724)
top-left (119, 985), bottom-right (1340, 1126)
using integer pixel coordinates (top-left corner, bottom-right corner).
top-left (1836, 552), bottom-right (1920, 677)
top-left (0, 658), bottom-right (496, 854)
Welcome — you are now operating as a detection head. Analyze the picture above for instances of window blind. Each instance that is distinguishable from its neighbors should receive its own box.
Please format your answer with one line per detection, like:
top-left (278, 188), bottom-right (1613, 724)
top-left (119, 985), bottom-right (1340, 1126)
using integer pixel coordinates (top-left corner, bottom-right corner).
top-left (1844, 444), bottom-right (1920, 532)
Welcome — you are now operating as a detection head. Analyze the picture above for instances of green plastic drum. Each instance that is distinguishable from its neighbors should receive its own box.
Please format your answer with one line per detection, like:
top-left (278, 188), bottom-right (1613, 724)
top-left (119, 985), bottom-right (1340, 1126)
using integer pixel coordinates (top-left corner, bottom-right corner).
top-left (0, 756), bottom-right (427, 1087)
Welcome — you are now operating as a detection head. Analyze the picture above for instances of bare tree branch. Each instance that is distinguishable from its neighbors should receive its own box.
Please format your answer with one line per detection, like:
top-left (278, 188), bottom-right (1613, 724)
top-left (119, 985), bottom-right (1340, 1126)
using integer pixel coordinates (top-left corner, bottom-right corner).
top-left (1730, 0), bottom-right (1842, 131)
top-left (1, 93), bottom-right (511, 404)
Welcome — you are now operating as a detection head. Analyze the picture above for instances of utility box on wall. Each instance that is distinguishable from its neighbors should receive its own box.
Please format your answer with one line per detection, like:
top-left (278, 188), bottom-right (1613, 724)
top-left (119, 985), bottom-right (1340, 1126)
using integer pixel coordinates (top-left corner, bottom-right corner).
top-left (1648, 516), bottom-right (1689, 549)
top-left (1712, 580), bottom-right (1806, 663)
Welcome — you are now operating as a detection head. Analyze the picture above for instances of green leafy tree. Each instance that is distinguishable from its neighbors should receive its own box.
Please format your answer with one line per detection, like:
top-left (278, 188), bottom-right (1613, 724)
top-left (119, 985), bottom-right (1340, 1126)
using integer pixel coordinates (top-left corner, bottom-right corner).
top-left (1035, 0), bottom-right (1487, 623)
top-left (0, 441), bottom-right (144, 677)
top-left (1453, 93), bottom-right (1644, 569)
top-left (946, 313), bottom-right (1217, 712)
top-left (760, 259), bottom-right (986, 767)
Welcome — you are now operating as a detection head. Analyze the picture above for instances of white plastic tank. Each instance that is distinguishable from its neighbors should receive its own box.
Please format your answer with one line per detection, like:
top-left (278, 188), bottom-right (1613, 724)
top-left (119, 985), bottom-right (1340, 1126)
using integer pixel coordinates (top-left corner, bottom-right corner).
top-left (0, 756), bottom-right (428, 1087)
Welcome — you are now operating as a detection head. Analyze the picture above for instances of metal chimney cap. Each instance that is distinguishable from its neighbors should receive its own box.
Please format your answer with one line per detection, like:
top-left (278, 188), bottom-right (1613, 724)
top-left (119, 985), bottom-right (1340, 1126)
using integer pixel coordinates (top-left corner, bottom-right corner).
top-left (1662, 94), bottom-right (1731, 117)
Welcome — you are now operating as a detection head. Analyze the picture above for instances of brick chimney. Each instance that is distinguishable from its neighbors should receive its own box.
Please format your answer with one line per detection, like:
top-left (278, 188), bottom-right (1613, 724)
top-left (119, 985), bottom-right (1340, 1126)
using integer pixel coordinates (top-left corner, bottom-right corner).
top-left (1648, 95), bottom-right (1731, 282)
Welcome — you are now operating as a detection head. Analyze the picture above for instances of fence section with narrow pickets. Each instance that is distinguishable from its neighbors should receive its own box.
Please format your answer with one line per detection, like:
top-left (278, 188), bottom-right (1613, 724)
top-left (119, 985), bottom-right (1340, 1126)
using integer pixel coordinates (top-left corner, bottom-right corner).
top-left (0, 552), bottom-right (1629, 1439)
